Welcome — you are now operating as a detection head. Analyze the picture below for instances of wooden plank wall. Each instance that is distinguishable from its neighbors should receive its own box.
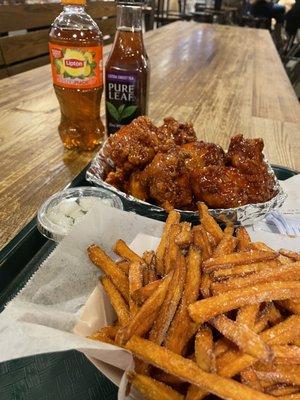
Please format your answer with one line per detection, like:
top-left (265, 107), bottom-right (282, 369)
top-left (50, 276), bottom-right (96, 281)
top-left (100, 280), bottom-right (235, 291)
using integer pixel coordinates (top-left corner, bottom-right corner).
top-left (0, 1), bottom-right (116, 78)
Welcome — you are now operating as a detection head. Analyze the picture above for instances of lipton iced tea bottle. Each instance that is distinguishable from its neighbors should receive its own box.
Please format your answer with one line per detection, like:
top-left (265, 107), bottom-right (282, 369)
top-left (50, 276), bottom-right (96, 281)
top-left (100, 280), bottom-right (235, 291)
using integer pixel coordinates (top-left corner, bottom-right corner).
top-left (49, 0), bottom-right (104, 150)
top-left (105, 1), bottom-right (150, 135)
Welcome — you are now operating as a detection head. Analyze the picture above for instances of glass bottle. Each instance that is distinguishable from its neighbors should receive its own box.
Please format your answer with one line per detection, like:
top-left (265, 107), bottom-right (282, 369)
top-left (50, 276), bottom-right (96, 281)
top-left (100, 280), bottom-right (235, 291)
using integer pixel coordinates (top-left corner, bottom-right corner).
top-left (105, 2), bottom-right (150, 135)
top-left (49, 0), bottom-right (105, 150)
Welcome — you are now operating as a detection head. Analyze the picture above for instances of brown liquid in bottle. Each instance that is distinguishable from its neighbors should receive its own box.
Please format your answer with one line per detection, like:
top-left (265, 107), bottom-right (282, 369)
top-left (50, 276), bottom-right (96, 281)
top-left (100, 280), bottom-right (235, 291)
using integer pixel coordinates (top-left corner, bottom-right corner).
top-left (105, 4), bottom-right (150, 135)
top-left (49, 10), bottom-right (104, 150)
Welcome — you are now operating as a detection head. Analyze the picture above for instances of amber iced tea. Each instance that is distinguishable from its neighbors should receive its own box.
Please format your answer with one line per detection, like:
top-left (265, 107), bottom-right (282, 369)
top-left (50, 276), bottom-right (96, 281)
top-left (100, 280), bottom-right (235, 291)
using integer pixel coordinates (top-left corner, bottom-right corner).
top-left (49, 3), bottom-right (104, 150)
top-left (105, 4), bottom-right (150, 135)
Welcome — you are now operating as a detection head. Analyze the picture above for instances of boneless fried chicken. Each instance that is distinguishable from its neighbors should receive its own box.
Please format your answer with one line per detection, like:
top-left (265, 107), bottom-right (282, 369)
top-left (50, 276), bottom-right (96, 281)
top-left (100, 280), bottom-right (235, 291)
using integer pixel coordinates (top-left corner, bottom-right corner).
top-left (139, 147), bottom-right (194, 210)
top-left (103, 118), bottom-right (277, 210)
top-left (226, 134), bottom-right (264, 173)
top-left (191, 165), bottom-right (249, 208)
top-left (103, 116), bottom-right (159, 173)
top-left (156, 117), bottom-right (197, 151)
top-left (182, 141), bottom-right (226, 172)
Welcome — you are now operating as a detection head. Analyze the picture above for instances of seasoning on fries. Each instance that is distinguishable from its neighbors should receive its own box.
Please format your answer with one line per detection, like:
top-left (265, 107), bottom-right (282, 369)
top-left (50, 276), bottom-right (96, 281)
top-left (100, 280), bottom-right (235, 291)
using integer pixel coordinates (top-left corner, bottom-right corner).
top-left (87, 202), bottom-right (300, 400)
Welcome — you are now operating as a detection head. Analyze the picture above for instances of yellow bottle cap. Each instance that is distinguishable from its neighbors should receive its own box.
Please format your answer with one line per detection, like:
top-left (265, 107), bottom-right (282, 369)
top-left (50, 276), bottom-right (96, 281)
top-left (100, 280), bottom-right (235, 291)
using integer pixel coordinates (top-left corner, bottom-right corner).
top-left (61, 0), bottom-right (86, 5)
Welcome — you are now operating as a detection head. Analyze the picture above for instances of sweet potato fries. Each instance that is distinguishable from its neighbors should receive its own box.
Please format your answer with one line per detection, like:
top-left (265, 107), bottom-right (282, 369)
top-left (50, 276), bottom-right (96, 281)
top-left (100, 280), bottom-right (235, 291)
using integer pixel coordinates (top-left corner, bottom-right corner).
top-left (87, 203), bottom-right (300, 400)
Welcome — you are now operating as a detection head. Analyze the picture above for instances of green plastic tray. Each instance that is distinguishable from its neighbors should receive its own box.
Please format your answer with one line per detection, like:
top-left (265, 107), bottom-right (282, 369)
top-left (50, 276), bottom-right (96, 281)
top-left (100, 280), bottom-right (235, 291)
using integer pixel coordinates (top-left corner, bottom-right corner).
top-left (0, 164), bottom-right (297, 400)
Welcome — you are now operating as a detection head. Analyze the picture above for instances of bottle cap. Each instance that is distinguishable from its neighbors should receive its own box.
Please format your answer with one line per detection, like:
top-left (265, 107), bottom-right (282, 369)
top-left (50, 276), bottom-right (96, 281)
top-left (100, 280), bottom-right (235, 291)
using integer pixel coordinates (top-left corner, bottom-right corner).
top-left (61, 0), bottom-right (86, 5)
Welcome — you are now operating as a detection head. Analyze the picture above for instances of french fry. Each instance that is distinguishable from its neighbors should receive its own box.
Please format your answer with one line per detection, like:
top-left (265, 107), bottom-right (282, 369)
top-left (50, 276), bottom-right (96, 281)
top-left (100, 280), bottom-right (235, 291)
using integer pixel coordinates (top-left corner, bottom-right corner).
top-left (129, 261), bottom-right (143, 315)
top-left (143, 250), bottom-right (157, 282)
top-left (236, 226), bottom-right (252, 251)
top-left (198, 202), bottom-right (224, 244)
top-left (164, 223), bottom-right (181, 274)
top-left (165, 246), bottom-right (202, 354)
top-left (176, 222), bottom-right (193, 248)
top-left (132, 280), bottom-right (161, 305)
top-left (266, 385), bottom-right (300, 396)
top-left (94, 325), bottom-right (119, 339)
top-left (212, 260), bottom-right (279, 280)
top-left (195, 325), bottom-right (216, 372)
top-left (272, 345), bottom-right (300, 364)
top-left (279, 249), bottom-right (300, 262)
top-left (213, 234), bottom-right (238, 257)
top-left (200, 273), bottom-right (212, 298)
top-left (240, 367), bottom-right (263, 391)
top-left (150, 254), bottom-right (186, 345)
top-left (114, 239), bottom-right (144, 263)
top-left (89, 330), bottom-right (115, 345)
top-left (125, 336), bottom-right (275, 400)
top-left (143, 250), bottom-right (156, 267)
top-left (211, 262), bottom-right (300, 294)
top-left (236, 304), bottom-right (260, 328)
top-left (189, 282), bottom-right (300, 324)
top-left (216, 315), bottom-right (300, 378)
top-left (193, 225), bottom-right (213, 260)
top-left (210, 314), bottom-right (273, 362)
top-left (116, 260), bottom-right (130, 274)
top-left (214, 305), bottom-right (260, 360)
top-left (203, 250), bottom-right (278, 273)
top-left (252, 243), bottom-right (294, 265)
top-left (115, 272), bottom-right (174, 346)
top-left (224, 225), bottom-right (234, 236)
top-left (253, 364), bottom-right (300, 386)
top-left (127, 372), bottom-right (184, 400)
top-left (277, 395), bottom-right (300, 400)
top-left (89, 325), bottom-right (119, 344)
top-left (88, 244), bottom-right (129, 301)
top-left (142, 264), bottom-right (150, 286)
top-left (214, 337), bottom-right (236, 357)
top-left (156, 210), bottom-right (180, 276)
top-left (101, 276), bottom-right (130, 326)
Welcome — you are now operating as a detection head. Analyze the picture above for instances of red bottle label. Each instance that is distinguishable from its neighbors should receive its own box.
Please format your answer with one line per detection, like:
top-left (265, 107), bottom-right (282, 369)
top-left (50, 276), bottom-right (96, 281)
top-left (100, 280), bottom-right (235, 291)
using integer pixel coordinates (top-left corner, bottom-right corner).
top-left (49, 43), bottom-right (103, 89)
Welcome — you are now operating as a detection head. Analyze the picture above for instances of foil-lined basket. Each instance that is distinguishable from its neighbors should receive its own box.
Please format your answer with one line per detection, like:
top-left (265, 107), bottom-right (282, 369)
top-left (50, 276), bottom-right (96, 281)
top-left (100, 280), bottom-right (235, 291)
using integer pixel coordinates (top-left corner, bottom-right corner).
top-left (86, 142), bottom-right (287, 226)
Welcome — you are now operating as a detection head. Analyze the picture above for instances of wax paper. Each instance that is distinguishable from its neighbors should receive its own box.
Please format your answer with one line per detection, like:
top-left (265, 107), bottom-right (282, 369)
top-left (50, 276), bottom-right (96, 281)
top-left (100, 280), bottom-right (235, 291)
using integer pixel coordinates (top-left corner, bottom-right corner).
top-left (0, 205), bottom-right (164, 399)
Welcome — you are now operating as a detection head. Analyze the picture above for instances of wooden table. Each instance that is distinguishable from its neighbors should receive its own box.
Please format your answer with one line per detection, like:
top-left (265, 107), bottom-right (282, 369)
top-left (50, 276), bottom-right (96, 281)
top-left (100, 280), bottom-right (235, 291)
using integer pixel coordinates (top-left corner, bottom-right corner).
top-left (0, 21), bottom-right (299, 250)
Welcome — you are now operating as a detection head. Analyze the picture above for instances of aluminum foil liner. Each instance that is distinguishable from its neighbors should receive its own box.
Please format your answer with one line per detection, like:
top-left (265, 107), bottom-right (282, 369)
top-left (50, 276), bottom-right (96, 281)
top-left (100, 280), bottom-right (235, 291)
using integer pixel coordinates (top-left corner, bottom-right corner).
top-left (86, 141), bottom-right (287, 226)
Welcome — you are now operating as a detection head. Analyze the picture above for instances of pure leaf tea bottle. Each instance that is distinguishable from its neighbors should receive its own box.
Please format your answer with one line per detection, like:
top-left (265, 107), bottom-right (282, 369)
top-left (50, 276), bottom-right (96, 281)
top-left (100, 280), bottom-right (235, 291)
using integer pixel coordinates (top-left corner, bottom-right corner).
top-left (49, 0), bottom-right (104, 150)
top-left (105, 1), bottom-right (150, 135)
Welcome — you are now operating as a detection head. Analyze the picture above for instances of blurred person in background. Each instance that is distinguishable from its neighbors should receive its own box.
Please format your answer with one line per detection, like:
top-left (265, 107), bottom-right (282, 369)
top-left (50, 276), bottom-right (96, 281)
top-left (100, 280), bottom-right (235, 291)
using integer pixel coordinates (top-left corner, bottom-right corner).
top-left (250, 0), bottom-right (286, 22)
top-left (285, 0), bottom-right (300, 36)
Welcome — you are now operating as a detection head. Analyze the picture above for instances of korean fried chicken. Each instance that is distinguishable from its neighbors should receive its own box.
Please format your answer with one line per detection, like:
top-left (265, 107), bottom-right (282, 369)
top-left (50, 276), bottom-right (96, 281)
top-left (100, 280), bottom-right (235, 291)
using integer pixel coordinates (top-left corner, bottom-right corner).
top-left (156, 117), bottom-right (197, 151)
top-left (104, 116), bottom-right (159, 173)
top-left (226, 134), bottom-right (264, 173)
top-left (182, 141), bottom-right (226, 172)
top-left (191, 166), bottom-right (250, 208)
top-left (190, 135), bottom-right (277, 208)
top-left (139, 147), bottom-right (194, 210)
top-left (103, 117), bottom-right (277, 210)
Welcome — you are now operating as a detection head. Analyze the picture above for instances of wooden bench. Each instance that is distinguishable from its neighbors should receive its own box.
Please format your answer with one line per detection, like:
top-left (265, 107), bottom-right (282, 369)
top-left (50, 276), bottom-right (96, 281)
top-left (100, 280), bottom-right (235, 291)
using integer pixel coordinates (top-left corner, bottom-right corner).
top-left (0, 1), bottom-right (117, 78)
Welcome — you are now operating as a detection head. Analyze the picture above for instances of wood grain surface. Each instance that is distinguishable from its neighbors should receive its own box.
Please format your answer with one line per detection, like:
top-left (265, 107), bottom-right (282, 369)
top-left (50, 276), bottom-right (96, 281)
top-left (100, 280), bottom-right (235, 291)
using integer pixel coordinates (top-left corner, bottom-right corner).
top-left (0, 21), bottom-right (299, 250)
top-left (0, 2), bottom-right (116, 33)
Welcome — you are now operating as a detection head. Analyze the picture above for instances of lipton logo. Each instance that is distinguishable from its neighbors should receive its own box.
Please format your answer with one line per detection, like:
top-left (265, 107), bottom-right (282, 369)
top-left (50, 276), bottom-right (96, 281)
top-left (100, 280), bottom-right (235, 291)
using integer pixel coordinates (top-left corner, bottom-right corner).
top-left (64, 59), bottom-right (85, 68)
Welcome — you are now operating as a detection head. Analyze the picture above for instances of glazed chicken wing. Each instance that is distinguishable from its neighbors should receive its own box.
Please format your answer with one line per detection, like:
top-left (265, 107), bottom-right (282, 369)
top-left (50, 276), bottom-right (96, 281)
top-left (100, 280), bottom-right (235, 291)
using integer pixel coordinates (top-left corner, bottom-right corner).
top-left (140, 147), bottom-right (194, 210)
top-left (226, 134), bottom-right (264, 173)
top-left (103, 116), bottom-right (158, 173)
top-left (156, 117), bottom-right (197, 151)
top-left (182, 141), bottom-right (226, 172)
top-left (191, 165), bottom-right (249, 208)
